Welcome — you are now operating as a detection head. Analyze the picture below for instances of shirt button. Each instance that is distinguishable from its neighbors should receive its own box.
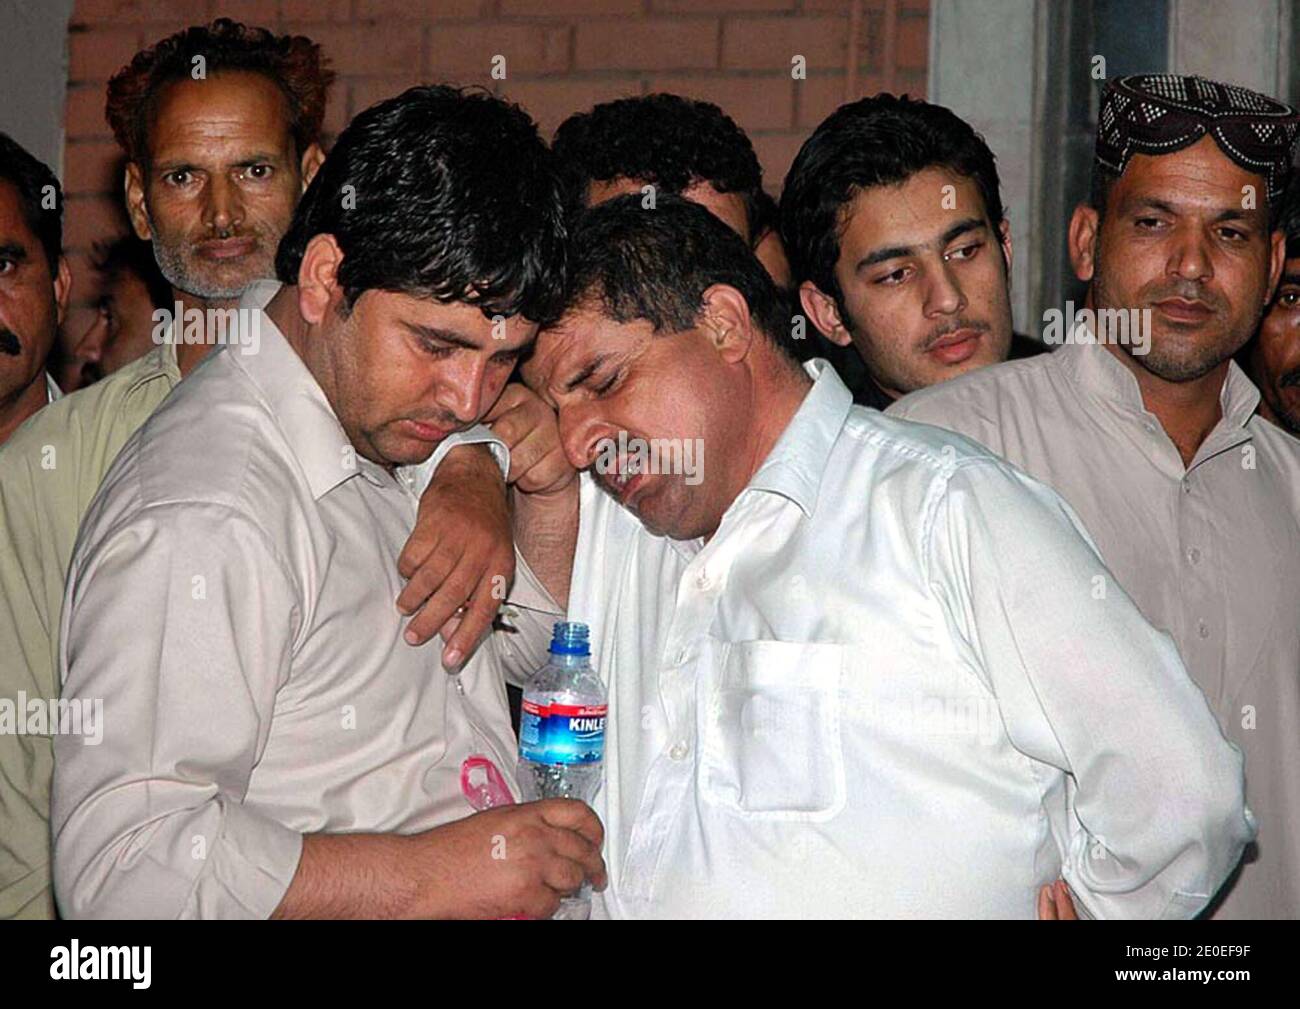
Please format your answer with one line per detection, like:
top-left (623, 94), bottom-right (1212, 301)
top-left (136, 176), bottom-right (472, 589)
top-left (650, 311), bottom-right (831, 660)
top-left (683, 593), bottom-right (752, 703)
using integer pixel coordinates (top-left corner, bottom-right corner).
top-left (695, 570), bottom-right (711, 590)
top-left (1197, 620), bottom-right (1210, 639)
top-left (668, 741), bottom-right (690, 761)
top-left (1181, 479), bottom-right (1192, 494)
top-left (1188, 547), bottom-right (1201, 564)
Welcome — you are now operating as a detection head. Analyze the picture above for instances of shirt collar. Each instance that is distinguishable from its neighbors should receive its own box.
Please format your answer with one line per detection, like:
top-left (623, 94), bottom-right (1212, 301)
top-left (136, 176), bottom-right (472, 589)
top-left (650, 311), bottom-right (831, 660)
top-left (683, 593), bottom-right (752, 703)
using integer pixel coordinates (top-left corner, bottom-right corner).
top-left (231, 280), bottom-right (367, 500)
top-left (45, 372), bottom-right (62, 403)
top-left (744, 358), bottom-right (853, 517)
top-left (1055, 331), bottom-right (1261, 432)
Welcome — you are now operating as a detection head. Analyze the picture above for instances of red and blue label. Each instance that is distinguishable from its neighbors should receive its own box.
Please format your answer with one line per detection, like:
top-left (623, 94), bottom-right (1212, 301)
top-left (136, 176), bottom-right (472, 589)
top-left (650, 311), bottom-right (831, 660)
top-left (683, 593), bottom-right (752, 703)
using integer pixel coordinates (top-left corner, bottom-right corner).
top-left (519, 698), bottom-right (607, 765)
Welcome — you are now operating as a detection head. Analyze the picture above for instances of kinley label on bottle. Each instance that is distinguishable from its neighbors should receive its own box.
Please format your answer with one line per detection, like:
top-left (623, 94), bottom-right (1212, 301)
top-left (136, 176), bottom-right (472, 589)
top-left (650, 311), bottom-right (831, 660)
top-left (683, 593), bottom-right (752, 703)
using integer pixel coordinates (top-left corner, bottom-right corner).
top-left (520, 697), bottom-right (608, 764)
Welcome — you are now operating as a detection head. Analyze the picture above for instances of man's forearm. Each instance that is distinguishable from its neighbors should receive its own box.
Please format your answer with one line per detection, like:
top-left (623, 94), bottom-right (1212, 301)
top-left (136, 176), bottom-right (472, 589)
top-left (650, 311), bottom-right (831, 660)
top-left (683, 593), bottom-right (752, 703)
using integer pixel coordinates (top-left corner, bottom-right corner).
top-left (511, 482), bottom-right (578, 610)
top-left (272, 832), bottom-right (426, 919)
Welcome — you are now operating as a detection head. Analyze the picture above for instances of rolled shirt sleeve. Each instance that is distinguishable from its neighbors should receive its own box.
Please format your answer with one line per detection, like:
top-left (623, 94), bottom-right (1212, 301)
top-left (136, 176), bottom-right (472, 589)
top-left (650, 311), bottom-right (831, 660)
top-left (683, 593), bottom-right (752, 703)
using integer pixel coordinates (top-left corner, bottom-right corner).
top-left (924, 458), bottom-right (1254, 919)
top-left (52, 502), bottom-right (304, 920)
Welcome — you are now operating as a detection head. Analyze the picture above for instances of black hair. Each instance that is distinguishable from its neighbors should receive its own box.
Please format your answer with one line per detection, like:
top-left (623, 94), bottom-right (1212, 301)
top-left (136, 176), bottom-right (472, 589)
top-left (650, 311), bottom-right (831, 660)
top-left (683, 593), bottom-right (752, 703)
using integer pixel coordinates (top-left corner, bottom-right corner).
top-left (0, 132), bottom-right (62, 275)
top-left (91, 234), bottom-right (172, 310)
top-left (106, 18), bottom-right (333, 167)
top-left (552, 93), bottom-right (765, 239)
top-left (780, 93), bottom-right (1005, 313)
top-left (275, 85), bottom-right (566, 323)
top-left (561, 193), bottom-right (796, 361)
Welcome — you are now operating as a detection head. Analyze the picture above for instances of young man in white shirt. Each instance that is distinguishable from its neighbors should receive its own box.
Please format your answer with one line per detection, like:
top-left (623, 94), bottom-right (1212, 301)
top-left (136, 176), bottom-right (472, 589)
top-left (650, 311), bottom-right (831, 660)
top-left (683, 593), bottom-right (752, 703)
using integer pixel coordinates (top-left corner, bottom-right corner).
top-left (52, 86), bottom-right (603, 920)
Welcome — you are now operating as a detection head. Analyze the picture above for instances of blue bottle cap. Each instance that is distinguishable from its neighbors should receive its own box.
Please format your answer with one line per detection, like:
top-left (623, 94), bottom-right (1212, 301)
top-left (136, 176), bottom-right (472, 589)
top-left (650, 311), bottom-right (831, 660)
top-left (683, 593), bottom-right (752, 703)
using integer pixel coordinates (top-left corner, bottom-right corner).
top-left (549, 621), bottom-right (591, 656)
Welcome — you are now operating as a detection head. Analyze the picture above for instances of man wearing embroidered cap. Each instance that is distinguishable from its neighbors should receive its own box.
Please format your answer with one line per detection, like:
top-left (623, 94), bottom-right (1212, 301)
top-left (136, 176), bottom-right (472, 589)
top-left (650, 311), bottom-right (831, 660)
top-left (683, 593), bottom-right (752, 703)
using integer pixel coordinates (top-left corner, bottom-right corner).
top-left (890, 74), bottom-right (1300, 918)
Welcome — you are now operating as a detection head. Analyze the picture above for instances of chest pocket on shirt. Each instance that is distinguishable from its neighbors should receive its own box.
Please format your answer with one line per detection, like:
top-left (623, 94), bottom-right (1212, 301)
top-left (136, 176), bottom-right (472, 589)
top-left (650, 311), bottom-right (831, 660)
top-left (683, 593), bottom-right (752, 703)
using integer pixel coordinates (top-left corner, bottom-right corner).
top-left (700, 640), bottom-right (846, 822)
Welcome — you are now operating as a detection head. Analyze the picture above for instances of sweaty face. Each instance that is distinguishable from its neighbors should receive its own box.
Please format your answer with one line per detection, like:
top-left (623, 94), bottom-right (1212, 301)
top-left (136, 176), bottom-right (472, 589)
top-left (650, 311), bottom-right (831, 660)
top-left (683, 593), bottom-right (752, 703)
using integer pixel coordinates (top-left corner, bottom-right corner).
top-left (0, 180), bottom-right (60, 402)
top-left (1251, 255), bottom-right (1300, 435)
top-left (1087, 135), bottom-right (1279, 383)
top-left (75, 269), bottom-right (159, 381)
top-left (321, 289), bottom-right (536, 468)
top-left (523, 305), bottom-right (747, 540)
top-left (129, 71), bottom-right (306, 301)
top-left (587, 177), bottom-right (751, 243)
top-left (827, 168), bottom-right (1013, 398)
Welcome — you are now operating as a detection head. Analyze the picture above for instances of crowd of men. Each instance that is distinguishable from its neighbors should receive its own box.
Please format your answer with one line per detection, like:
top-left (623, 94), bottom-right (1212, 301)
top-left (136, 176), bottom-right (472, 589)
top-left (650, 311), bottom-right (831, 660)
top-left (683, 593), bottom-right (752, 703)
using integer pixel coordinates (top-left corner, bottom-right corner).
top-left (0, 18), bottom-right (1296, 920)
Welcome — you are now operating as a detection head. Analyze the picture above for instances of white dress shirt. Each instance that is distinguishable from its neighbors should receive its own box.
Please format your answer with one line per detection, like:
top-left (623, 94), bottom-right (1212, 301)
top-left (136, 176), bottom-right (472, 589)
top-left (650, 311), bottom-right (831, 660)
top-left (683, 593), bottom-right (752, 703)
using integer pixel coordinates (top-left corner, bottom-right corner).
top-left (568, 359), bottom-right (1253, 919)
top-left (888, 337), bottom-right (1300, 919)
top-left (51, 281), bottom-right (544, 919)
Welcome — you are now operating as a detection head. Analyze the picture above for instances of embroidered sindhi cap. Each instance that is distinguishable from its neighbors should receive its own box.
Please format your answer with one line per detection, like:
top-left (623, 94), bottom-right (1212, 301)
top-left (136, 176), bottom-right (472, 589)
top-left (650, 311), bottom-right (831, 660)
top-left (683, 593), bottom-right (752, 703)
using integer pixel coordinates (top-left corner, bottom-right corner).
top-left (1096, 74), bottom-right (1300, 202)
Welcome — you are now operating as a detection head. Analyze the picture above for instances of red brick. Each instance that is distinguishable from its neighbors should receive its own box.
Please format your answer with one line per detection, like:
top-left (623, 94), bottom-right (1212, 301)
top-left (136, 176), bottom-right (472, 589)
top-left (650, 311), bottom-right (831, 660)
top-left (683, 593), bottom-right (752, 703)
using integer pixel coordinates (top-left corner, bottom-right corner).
top-left (71, 0), bottom-right (212, 26)
top-left (291, 25), bottom-right (424, 76)
top-left (576, 19), bottom-right (719, 72)
top-left (357, 0), bottom-right (486, 18)
top-left (210, 1), bottom-right (279, 27)
top-left (896, 13), bottom-right (928, 70)
top-left (349, 76), bottom-right (428, 117)
top-left (63, 195), bottom-right (131, 253)
top-left (427, 24), bottom-right (570, 78)
top-left (500, 77), bottom-right (643, 137)
top-left (646, 74), bottom-right (794, 132)
top-left (795, 72), bottom-right (889, 128)
top-left (68, 28), bottom-right (142, 83)
top-left (282, 0), bottom-right (353, 21)
top-left (801, 0), bottom-right (927, 11)
top-left (502, 0), bottom-right (642, 13)
top-left (653, 0), bottom-right (794, 10)
top-left (749, 131), bottom-right (807, 187)
top-left (893, 67), bottom-right (927, 99)
top-left (65, 87), bottom-right (113, 141)
top-left (63, 141), bottom-right (125, 197)
top-left (722, 15), bottom-right (848, 72)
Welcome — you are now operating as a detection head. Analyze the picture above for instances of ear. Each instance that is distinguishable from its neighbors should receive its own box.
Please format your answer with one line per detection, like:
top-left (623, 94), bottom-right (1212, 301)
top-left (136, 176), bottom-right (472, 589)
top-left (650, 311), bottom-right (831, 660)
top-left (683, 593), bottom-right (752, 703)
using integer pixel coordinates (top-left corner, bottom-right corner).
top-left (1068, 203), bottom-right (1099, 284)
top-left (1265, 228), bottom-right (1286, 305)
top-left (296, 232), bottom-right (345, 325)
top-left (798, 280), bottom-right (852, 347)
top-left (997, 217), bottom-right (1014, 282)
top-left (53, 254), bottom-right (72, 327)
top-left (124, 162), bottom-right (152, 242)
top-left (699, 284), bottom-right (754, 365)
top-left (299, 142), bottom-right (325, 191)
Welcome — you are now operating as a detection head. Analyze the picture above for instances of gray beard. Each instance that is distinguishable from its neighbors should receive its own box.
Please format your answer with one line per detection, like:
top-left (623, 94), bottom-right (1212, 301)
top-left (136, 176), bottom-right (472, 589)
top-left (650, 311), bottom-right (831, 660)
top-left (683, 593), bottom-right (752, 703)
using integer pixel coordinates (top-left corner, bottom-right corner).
top-left (150, 238), bottom-right (248, 301)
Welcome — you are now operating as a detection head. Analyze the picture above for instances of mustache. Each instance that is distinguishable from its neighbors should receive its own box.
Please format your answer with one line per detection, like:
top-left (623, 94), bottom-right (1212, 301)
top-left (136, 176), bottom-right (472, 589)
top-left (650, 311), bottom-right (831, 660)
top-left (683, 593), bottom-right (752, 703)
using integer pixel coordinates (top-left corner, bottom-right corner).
top-left (922, 318), bottom-right (990, 350)
top-left (0, 329), bottom-right (20, 356)
top-left (1143, 281), bottom-right (1226, 313)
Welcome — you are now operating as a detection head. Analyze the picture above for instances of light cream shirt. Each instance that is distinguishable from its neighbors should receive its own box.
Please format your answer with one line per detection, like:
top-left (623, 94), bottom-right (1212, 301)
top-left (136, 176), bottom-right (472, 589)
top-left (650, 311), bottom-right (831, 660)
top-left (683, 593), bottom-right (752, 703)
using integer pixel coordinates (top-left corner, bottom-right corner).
top-left (889, 337), bottom-right (1300, 919)
top-left (51, 282), bottom-right (546, 919)
top-left (570, 360), bottom-right (1252, 919)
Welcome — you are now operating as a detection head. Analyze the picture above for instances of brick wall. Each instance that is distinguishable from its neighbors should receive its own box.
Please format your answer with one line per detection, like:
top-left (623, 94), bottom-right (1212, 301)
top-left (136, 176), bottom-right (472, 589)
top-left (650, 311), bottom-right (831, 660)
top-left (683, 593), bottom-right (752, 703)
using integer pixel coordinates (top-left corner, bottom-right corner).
top-left (62, 0), bottom-right (929, 333)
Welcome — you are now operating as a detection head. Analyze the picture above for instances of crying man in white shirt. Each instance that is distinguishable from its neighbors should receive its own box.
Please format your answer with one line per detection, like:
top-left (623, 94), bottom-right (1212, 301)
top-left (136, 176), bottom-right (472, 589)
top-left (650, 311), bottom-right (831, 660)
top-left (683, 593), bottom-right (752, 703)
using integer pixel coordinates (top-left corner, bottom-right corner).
top-left (507, 193), bottom-right (1254, 919)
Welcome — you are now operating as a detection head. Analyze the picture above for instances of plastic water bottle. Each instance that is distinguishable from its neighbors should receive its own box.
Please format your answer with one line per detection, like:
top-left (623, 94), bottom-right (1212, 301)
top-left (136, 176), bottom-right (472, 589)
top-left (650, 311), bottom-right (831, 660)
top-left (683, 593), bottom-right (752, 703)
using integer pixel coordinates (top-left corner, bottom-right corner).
top-left (517, 621), bottom-right (607, 920)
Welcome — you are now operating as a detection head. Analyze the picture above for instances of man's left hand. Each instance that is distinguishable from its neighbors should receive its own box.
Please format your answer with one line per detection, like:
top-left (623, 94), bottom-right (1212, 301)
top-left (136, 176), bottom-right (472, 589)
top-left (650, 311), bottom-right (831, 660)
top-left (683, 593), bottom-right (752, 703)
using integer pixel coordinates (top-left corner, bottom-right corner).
top-left (397, 444), bottom-right (514, 666)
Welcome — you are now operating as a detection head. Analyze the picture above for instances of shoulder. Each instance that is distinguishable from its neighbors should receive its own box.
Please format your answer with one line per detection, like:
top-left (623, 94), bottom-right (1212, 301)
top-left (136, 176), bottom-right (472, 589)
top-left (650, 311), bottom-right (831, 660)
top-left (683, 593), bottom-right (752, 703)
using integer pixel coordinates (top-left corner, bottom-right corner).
top-left (888, 352), bottom-right (1062, 424)
top-left (0, 347), bottom-right (177, 480)
top-left (88, 349), bottom-right (303, 536)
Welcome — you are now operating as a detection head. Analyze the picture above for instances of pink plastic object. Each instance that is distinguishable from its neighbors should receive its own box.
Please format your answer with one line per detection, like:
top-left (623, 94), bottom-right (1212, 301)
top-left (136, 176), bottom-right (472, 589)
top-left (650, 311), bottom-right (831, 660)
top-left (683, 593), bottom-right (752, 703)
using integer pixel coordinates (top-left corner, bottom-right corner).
top-left (460, 755), bottom-right (530, 919)
top-left (460, 754), bottom-right (515, 811)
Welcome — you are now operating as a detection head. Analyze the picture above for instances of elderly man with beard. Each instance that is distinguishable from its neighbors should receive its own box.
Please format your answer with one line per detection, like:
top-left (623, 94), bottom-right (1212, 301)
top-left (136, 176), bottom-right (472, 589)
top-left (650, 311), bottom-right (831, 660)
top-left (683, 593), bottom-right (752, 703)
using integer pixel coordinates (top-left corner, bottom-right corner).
top-left (0, 23), bottom-right (516, 919)
top-left (890, 75), bottom-right (1300, 919)
top-left (507, 193), bottom-right (1250, 919)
